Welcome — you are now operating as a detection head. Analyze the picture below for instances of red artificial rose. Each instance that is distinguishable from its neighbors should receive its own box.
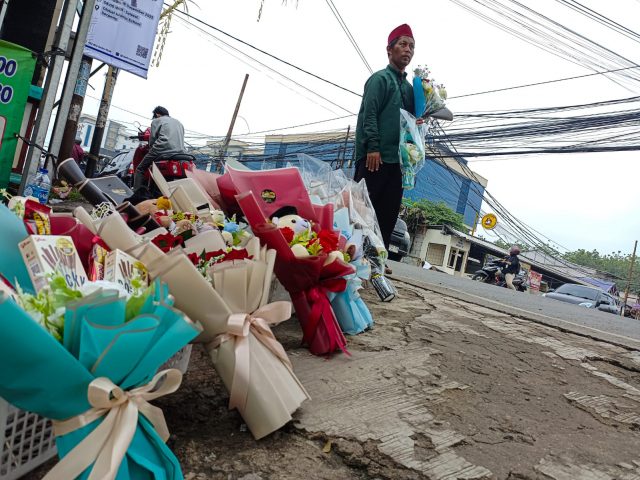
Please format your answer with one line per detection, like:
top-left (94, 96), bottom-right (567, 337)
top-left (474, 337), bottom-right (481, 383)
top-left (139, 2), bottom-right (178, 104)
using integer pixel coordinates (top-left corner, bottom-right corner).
top-left (205, 249), bottom-right (226, 262)
top-left (151, 232), bottom-right (185, 253)
top-left (187, 252), bottom-right (200, 266)
top-left (219, 248), bottom-right (252, 263)
top-left (317, 229), bottom-right (339, 252)
top-left (280, 226), bottom-right (295, 244)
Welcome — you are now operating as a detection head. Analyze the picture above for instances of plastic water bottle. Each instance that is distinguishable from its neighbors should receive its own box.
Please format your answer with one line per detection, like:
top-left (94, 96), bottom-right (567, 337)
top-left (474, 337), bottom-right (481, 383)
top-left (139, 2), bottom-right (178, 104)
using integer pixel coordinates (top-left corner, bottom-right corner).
top-left (24, 168), bottom-right (52, 205)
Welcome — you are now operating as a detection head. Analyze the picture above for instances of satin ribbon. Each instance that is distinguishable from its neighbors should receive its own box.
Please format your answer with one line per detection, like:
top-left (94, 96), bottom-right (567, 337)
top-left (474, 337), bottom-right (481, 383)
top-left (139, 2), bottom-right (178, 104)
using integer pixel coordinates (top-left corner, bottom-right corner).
top-left (303, 277), bottom-right (349, 355)
top-left (208, 301), bottom-right (292, 413)
top-left (44, 369), bottom-right (182, 480)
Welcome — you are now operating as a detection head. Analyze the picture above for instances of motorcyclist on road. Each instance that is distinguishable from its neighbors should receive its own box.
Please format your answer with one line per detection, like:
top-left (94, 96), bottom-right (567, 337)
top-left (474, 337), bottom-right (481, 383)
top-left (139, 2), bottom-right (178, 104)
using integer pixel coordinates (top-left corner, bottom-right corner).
top-left (500, 246), bottom-right (521, 291)
top-left (132, 106), bottom-right (185, 192)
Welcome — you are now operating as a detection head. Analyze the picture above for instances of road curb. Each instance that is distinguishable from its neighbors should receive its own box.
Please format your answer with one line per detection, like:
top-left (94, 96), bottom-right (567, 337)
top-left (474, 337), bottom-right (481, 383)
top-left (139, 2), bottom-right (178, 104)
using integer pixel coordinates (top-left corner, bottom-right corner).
top-left (390, 274), bottom-right (640, 352)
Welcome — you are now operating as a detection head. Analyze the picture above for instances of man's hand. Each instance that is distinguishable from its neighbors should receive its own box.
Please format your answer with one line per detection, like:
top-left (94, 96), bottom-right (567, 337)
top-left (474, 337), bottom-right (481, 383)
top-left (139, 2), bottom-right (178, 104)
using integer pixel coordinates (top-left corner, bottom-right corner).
top-left (366, 152), bottom-right (382, 172)
top-left (416, 118), bottom-right (425, 125)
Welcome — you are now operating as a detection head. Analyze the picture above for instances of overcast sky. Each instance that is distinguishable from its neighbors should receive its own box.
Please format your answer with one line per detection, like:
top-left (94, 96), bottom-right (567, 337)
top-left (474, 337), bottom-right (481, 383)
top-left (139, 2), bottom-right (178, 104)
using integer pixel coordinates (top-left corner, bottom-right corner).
top-left (78, 0), bottom-right (640, 255)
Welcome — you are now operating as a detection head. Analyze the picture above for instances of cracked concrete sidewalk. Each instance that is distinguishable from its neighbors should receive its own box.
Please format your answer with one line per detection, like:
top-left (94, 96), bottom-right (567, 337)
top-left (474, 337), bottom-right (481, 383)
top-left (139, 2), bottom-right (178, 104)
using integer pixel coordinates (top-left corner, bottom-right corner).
top-left (25, 280), bottom-right (640, 480)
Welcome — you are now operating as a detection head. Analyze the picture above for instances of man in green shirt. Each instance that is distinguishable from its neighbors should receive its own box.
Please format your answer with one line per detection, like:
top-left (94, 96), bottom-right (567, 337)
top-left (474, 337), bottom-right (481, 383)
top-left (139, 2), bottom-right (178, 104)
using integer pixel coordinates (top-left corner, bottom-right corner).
top-left (354, 24), bottom-right (416, 271)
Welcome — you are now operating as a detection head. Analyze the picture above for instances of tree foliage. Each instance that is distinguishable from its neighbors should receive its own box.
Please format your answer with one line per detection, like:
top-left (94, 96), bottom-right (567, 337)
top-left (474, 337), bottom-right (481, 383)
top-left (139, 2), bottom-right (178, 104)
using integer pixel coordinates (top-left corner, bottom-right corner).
top-left (401, 198), bottom-right (466, 234)
top-left (563, 249), bottom-right (640, 295)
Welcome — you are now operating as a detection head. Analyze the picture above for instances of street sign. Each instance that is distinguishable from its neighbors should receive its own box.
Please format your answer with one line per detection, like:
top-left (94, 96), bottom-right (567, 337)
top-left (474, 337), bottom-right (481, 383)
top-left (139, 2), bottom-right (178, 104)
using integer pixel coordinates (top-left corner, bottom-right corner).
top-left (84, 0), bottom-right (163, 78)
top-left (0, 41), bottom-right (36, 189)
top-left (481, 213), bottom-right (498, 230)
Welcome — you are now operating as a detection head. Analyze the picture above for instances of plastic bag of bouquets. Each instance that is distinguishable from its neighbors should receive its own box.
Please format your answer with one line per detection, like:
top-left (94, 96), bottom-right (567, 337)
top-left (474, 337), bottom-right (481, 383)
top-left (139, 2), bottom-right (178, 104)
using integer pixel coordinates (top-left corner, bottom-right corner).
top-left (236, 190), bottom-right (353, 357)
top-left (329, 208), bottom-right (373, 335)
top-left (398, 109), bottom-right (427, 190)
top-left (297, 153), bottom-right (349, 205)
top-left (364, 234), bottom-right (396, 302)
top-left (0, 277), bottom-right (201, 479)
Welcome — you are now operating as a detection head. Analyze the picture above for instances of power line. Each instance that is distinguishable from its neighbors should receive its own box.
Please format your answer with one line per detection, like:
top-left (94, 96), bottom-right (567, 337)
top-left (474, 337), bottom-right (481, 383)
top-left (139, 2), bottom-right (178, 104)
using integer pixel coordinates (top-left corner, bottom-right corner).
top-left (324, 0), bottom-right (373, 74)
top-left (173, 15), bottom-right (354, 116)
top-left (449, 64), bottom-right (640, 100)
top-left (169, 6), bottom-right (364, 97)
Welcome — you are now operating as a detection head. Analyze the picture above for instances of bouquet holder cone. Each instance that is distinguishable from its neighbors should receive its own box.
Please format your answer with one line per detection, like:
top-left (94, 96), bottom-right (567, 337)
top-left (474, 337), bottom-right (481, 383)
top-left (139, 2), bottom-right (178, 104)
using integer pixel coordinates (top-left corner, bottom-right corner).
top-left (57, 158), bottom-right (112, 207)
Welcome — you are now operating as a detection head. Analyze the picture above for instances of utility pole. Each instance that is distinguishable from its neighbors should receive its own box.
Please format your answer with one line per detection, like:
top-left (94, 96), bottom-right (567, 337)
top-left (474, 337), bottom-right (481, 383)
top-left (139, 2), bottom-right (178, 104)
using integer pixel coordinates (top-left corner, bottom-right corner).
top-left (58, 55), bottom-right (92, 166)
top-left (621, 240), bottom-right (637, 317)
top-left (470, 211), bottom-right (480, 236)
top-left (217, 73), bottom-right (249, 172)
top-left (47, 0), bottom-right (96, 163)
top-left (86, 66), bottom-right (119, 177)
top-left (337, 125), bottom-right (350, 169)
top-left (19, 0), bottom-right (78, 195)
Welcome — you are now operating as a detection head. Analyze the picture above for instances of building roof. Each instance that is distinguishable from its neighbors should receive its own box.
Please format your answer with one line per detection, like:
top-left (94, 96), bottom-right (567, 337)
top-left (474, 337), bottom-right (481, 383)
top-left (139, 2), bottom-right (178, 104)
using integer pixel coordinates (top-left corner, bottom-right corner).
top-left (429, 225), bottom-right (593, 287)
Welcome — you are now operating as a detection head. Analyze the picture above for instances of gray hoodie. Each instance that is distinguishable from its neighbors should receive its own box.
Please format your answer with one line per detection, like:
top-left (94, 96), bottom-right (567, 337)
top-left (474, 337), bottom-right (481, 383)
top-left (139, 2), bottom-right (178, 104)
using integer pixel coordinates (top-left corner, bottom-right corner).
top-left (149, 115), bottom-right (185, 157)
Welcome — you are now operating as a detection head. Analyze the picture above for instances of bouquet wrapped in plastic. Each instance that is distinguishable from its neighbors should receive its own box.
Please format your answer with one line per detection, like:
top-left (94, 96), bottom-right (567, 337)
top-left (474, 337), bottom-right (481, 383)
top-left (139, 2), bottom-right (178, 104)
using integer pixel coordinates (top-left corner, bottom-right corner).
top-left (226, 166), bottom-right (353, 356)
top-left (413, 64), bottom-right (453, 121)
top-left (330, 207), bottom-right (373, 335)
top-left (399, 109), bottom-right (427, 190)
top-left (297, 154), bottom-right (395, 302)
top-left (0, 225), bottom-right (201, 480)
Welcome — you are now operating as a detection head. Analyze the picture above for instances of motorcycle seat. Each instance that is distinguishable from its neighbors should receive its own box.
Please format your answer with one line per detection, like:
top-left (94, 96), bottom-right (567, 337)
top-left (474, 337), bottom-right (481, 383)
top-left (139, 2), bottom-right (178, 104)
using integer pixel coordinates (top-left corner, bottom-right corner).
top-left (155, 153), bottom-right (196, 162)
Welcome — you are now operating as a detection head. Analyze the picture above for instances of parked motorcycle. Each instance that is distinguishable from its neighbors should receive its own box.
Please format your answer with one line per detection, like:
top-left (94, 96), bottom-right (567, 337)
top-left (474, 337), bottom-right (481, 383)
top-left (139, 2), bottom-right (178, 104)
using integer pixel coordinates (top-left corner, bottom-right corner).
top-left (472, 259), bottom-right (529, 292)
top-left (127, 127), bottom-right (196, 202)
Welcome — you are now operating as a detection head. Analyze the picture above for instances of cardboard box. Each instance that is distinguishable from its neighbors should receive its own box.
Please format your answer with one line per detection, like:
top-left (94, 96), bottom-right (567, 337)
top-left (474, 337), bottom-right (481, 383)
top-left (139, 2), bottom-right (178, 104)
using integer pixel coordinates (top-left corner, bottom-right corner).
top-left (103, 249), bottom-right (149, 295)
top-left (19, 235), bottom-right (88, 292)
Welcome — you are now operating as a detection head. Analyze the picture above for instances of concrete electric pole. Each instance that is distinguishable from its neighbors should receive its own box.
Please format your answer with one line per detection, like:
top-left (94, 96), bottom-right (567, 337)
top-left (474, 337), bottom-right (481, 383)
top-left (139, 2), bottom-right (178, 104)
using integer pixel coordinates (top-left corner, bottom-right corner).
top-left (217, 74), bottom-right (249, 172)
top-left (621, 240), bottom-right (638, 317)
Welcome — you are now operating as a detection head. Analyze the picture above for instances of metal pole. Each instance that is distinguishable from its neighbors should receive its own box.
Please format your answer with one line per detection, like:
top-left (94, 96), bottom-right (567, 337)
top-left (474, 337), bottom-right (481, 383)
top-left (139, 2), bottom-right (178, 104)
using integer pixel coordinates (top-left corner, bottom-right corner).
top-left (337, 125), bottom-right (350, 169)
top-left (19, 0), bottom-right (78, 195)
top-left (621, 240), bottom-right (637, 317)
top-left (48, 0), bottom-right (96, 162)
top-left (58, 55), bottom-right (92, 167)
top-left (0, 0), bottom-right (10, 32)
top-left (217, 73), bottom-right (249, 172)
top-left (86, 66), bottom-right (119, 177)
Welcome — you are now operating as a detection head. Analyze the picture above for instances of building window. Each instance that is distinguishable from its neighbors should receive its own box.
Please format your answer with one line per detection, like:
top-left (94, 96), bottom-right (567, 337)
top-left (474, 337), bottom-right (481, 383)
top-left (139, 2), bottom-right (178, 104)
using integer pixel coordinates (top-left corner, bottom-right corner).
top-left (426, 243), bottom-right (446, 266)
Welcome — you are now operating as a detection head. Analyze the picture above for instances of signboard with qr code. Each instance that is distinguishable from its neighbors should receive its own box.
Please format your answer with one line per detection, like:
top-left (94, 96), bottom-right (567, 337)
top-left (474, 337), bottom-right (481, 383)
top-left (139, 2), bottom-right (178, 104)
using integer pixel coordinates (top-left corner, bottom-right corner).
top-left (84, 0), bottom-right (163, 78)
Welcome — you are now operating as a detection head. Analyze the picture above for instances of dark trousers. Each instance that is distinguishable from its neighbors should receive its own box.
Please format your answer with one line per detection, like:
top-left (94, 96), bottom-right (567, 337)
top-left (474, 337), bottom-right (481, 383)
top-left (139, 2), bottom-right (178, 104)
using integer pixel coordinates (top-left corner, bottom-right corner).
top-left (354, 159), bottom-right (403, 249)
top-left (133, 152), bottom-right (159, 191)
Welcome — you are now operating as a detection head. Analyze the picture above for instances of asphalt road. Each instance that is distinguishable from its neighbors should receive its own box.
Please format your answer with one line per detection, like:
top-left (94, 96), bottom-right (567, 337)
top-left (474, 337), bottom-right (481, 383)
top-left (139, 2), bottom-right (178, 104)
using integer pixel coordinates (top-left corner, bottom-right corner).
top-left (389, 260), bottom-right (640, 350)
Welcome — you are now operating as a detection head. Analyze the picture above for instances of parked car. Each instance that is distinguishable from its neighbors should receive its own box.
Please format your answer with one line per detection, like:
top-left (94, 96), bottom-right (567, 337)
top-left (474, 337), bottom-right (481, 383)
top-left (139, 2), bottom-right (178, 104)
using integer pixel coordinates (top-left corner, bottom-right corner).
top-left (388, 218), bottom-right (410, 261)
top-left (98, 149), bottom-right (135, 179)
top-left (543, 283), bottom-right (620, 315)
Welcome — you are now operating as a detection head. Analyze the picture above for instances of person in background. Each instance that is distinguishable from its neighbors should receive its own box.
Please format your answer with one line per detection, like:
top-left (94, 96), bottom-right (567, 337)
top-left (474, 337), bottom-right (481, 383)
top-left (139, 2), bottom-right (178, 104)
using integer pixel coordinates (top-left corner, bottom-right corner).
top-left (71, 138), bottom-right (84, 165)
top-left (354, 23), bottom-right (418, 275)
top-left (501, 246), bottom-right (521, 291)
top-left (132, 106), bottom-right (185, 192)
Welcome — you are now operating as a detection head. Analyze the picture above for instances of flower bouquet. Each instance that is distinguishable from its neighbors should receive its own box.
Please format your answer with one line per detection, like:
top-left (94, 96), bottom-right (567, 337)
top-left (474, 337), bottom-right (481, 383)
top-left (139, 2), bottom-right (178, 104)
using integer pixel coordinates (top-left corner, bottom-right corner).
top-left (141, 238), bottom-right (310, 439)
top-left (413, 64), bottom-right (453, 121)
top-left (0, 249), bottom-right (201, 479)
top-left (331, 207), bottom-right (374, 335)
top-left (235, 192), bottom-right (353, 356)
top-left (399, 108), bottom-right (427, 190)
top-left (75, 210), bottom-right (309, 439)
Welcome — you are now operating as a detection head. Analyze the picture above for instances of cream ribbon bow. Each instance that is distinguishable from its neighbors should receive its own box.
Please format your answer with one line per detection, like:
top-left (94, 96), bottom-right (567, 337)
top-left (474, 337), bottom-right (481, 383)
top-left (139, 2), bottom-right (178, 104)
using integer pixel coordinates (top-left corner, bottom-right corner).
top-left (209, 301), bottom-right (293, 413)
top-left (44, 369), bottom-right (182, 480)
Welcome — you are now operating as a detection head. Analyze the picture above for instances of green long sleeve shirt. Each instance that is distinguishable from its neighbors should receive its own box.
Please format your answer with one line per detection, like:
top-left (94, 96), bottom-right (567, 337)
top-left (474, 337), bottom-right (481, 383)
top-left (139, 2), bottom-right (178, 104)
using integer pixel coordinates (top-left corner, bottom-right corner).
top-left (355, 64), bottom-right (415, 164)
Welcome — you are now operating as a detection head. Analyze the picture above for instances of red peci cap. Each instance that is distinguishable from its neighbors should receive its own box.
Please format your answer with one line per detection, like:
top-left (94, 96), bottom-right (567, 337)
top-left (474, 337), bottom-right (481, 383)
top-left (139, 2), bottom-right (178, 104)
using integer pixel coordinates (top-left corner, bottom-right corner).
top-left (388, 24), bottom-right (413, 46)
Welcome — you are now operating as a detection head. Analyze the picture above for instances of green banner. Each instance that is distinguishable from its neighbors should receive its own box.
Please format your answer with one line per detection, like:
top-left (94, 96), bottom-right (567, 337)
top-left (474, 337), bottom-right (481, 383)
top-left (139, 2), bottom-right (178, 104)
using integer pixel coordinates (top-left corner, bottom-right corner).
top-left (0, 40), bottom-right (36, 188)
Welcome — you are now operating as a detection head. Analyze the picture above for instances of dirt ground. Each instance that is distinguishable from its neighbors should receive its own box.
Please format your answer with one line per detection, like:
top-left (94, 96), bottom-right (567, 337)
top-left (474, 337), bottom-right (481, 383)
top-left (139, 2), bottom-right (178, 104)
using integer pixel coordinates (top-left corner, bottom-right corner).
top-left (24, 282), bottom-right (640, 480)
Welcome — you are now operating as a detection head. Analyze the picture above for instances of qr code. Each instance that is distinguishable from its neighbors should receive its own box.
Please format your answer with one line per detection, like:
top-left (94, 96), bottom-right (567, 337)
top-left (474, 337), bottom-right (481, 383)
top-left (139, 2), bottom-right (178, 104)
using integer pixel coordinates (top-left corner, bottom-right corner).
top-left (136, 45), bottom-right (149, 59)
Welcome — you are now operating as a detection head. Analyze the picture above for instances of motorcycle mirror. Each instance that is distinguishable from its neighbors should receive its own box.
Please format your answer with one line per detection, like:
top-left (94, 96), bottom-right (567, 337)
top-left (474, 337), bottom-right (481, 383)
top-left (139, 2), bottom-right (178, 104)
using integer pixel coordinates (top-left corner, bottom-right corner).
top-left (133, 120), bottom-right (142, 132)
